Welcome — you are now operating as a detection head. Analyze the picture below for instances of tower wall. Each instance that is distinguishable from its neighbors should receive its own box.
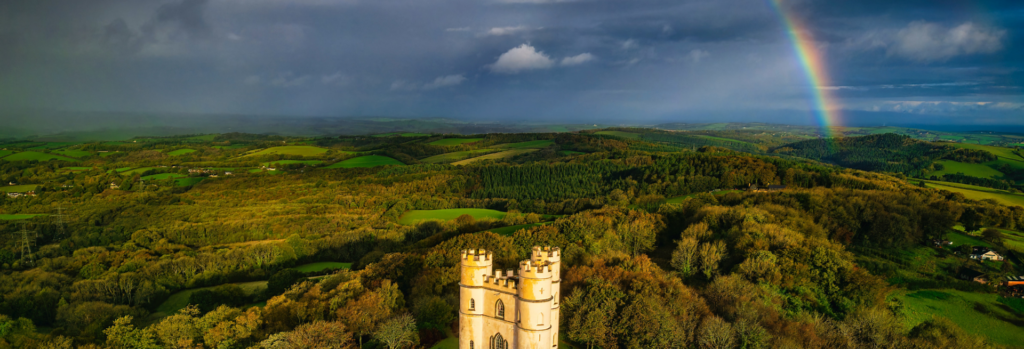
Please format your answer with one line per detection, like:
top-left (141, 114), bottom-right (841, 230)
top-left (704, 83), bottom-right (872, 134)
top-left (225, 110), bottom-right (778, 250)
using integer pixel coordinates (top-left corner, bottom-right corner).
top-left (460, 247), bottom-right (560, 349)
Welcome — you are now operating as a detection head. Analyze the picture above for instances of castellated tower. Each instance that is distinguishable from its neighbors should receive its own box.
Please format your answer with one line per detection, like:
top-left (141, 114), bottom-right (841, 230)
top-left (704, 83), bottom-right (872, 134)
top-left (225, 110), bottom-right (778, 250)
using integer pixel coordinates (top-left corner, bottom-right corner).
top-left (460, 247), bottom-right (560, 349)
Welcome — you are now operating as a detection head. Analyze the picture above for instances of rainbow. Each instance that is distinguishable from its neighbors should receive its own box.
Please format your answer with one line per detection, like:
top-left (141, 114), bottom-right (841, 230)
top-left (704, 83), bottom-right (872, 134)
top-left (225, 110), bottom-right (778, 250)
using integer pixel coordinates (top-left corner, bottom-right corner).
top-left (768, 0), bottom-right (842, 138)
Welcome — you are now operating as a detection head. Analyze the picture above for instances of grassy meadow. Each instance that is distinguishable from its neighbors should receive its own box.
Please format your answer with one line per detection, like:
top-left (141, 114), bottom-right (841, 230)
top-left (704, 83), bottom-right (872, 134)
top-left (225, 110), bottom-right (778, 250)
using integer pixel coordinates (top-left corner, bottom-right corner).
top-left (1, 151), bottom-right (78, 162)
top-left (0, 214), bottom-right (47, 220)
top-left (167, 149), bottom-right (196, 156)
top-left (398, 208), bottom-right (506, 225)
top-left (451, 149), bottom-right (538, 165)
top-left (595, 131), bottom-right (640, 139)
top-left (154, 280), bottom-right (268, 317)
top-left (930, 160), bottom-right (1006, 179)
top-left (500, 140), bottom-right (554, 149)
top-left (52, 149), bottom-right (92, 158)
top-left (900, 289), bottom-right (1024, 347)
top-left (428, 138), bottom-right (484, 146)
top-left (325, 155), bottom-right (404, 168)
top-left (246, 146), bottom-right (328, 157)
top-left (917, 179), bottom-right (1024, 207)
top-left (421, 149), bottom-right (497, 163)
top-left (294, 262), bottom-right (352, 273)
top-left (261, 160), bottom-right (323, 167)
top-left (0, 185), bottom-right (39, 193)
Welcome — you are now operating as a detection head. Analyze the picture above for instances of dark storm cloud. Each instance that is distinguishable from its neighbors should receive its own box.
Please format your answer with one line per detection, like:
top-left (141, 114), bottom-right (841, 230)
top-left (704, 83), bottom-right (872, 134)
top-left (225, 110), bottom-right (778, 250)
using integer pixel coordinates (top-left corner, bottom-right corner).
top-left (0, 0), bottom-right (1021, 125)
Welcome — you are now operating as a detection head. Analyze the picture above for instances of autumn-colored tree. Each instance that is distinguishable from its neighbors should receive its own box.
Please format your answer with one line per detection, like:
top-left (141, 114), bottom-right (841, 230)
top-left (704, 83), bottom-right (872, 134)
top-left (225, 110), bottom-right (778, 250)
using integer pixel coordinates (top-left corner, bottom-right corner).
top-left (697, 241), bottom-right (725, 279)
top-left (563, 279), bottom-right (624, 349)
top-left (287, 320), bottom-right (355, 349)
top-left (671, 238), bottom-right (700, 277)
top-left (373, 314), bottom-right (418, 349)
top-left (103, 316), bottom-right (158, 349)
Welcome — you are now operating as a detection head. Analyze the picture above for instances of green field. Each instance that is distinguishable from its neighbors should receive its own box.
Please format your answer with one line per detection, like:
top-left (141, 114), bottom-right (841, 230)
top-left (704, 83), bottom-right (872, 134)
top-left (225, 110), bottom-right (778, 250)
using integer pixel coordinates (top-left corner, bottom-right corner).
top-left (0, 185), bottom-right (39, 193)
top-left (1, 151), bottom-right (78, 162)
top-left (487, 222), bottom-right (548, 236)
top-left (0, 150), bottom-right (12, 158)
top-left (949, 143), bottom-right (1024, 162)
top-left (99, 152), bottom-right (121, 157)
top-left (595, 131), bottom-right (640, 139)
top-left (325, 155), bottom-right (404, 168)
top-left (501, 140), bottom-right (554, 149)
top-left (945, 231), bottom-right (993, 248)
top-left (27, 142), bottom-right (79, 150)
top-left (374, 132), bottom-right (431, 137)
top-left (666, 190), bottom-right (742, 204)
top-left (452, 149), bottom-right (538, 165)
top-left (155, 280), bottom-right (268, 316)
top-left (900, 289), bottom-right (1024, 347)
top-left (421, 149), bottom-right (496, 163)
top-left (212, 144), bottom-right (247, 150)
top-left (0, 214), bottom-right (47, 220)
top-left (52, 149), bottom-right (92, 158)
top-left (175, 178), bottom-right (204, 187)
top-left (246, 146), bottom-right (328, 157)
top-left (141, 173), bottom-right (186, 181)
top-left (695, 135), bottom-right (754, 145)
top-left (429, 138), bottom-right (484, 146)
top-left (398, 208), bottom-right (507, 225)
top-left (559, 150), bottom-right (586, 155)
top-left (930, 160), bottom-right (1005, 179)
top-left (167, 149), bottom-right (196, 156)
top-left (261, 160), bottom-right (323, 167)
top-left (918, 179), bottom-right (1024, 207)
top-left (121, 167), bottom-right (156, 175)
top-left (294, 262), bottom-right (352, 273)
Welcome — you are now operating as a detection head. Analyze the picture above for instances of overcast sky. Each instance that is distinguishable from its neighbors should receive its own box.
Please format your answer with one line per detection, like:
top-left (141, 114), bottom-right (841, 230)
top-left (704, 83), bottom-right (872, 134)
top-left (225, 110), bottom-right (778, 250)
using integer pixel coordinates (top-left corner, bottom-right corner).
top-left (0, 0), bottom-right (1021, 125)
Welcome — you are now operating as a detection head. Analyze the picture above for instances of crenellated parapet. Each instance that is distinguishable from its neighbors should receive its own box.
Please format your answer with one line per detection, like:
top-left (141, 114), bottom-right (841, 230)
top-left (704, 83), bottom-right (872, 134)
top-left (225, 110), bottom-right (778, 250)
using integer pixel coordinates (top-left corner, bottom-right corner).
top-left (519, 260), bottom-right (553, 279)
top-left (482, 269), bottom-right (519, 293)
top-left (461, 249), bottom-right (493, 266)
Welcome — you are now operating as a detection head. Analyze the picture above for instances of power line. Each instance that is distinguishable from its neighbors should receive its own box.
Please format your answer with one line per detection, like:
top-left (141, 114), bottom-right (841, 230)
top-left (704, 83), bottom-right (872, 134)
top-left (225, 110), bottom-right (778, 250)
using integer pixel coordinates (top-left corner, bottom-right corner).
top-left (52, 206), bottom-right (68, 239)
top-left (18, 223), bottom-right (34, 266)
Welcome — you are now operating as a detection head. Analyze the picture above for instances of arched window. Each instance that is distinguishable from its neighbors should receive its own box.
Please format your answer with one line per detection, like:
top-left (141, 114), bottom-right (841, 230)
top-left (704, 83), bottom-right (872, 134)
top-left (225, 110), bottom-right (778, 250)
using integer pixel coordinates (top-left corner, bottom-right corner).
top-left (470, 298), bottom-right (476, 311)
top-left (490, 333), bottom-right (508, 349)
top-left (495, 299), bottom-right (505, 319)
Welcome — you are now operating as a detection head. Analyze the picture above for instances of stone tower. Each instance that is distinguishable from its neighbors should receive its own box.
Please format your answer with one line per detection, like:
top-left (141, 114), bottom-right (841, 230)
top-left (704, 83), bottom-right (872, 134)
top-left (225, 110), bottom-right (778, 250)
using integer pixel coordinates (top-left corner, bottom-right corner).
top-left (459, 247), bottom-right (560, 349)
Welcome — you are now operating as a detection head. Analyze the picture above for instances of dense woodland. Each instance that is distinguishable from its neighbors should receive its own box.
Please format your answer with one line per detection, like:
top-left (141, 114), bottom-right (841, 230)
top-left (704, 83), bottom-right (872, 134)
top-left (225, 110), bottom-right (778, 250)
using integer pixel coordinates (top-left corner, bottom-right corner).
top-left (0, 131), bottom-right (1022, 348)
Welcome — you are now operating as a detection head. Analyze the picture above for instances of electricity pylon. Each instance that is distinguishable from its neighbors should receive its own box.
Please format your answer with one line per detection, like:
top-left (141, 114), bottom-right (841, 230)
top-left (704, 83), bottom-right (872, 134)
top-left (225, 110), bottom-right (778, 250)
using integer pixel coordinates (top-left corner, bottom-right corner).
top-left (52, 206), bottom-right (68, 239)
top-left (18, 224), bottom-right (34, 266)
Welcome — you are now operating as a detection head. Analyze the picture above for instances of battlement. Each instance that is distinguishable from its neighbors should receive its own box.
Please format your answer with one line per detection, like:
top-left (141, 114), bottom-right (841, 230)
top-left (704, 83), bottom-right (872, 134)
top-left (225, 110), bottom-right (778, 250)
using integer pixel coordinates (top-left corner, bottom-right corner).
top-left (482, 269), bottom-right (519, 291)
top-left (531, 246), bottom-right (561, 261)
top-left (519, 260), bottom-right (553, 279)
top-left (461, 249), bottom-right (493, 266)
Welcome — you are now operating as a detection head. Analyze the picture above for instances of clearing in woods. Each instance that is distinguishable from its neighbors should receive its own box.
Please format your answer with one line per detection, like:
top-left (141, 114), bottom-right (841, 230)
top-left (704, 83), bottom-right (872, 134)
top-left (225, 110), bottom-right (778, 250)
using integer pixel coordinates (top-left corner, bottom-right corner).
top-left (52, 149), bottom-right (92, 158)
top-left (421, 149), bottom-right (497, 163)
top-left (1, 151), bottom-right (79, 162)
top-left (294, 262), bottom-right (353, 273)
top-left (499, 140), bottom-right (555, 149)
top-left (167, 149), bottom-right (196, 156)
top-left (0, 185), bottom-right (39, 193)
top-left (245, 146), bottom-right (329, 157)
top-left (899, 289), bottom-right (1024, 347)
top-left (324, 155), bottom-right (404, 168)
top-left (0, 214), bottom-right (47, 220)
top-left (451, 149), bottom-right (538, 165)
top-left (594, 131), bottom-right (640, 139)
top-left (261, 160), bottom-right (323, 166)
top-left (398, 208), bottom-right (507, 225)
top-left (917, 179), bottom-right (1024, 207)
top-left (928, 160), bottom-right (1006, 180)
top-left (428, 138), bottom-right (484, 146)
